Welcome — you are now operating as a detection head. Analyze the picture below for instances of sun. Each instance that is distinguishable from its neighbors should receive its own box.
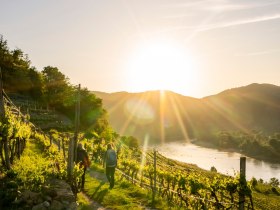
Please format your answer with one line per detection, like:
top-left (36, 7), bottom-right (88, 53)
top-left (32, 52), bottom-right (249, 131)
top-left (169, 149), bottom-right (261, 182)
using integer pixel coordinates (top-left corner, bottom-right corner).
top-left (124, 40), bottom-right (198, 95)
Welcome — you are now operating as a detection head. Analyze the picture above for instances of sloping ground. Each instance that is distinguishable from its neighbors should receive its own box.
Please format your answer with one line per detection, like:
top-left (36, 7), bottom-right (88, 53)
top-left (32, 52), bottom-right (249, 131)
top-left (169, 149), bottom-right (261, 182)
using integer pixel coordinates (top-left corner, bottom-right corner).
top-left (29, 109), bottom-right (73, 130)
top-left (253, 191), bottom-right (280, 210)
top-left (78, 166), bottom-right (160, 210)
top-left (78, 192), bottom-right (107, 210)
top-left (94, 83), bottom-right (280, 143)
top-left (80, 161), bottom-right (280, 210)
top-left (8, 92), bottom-right (73, 130)
top-left (0, 139), bottom-right (77, 210)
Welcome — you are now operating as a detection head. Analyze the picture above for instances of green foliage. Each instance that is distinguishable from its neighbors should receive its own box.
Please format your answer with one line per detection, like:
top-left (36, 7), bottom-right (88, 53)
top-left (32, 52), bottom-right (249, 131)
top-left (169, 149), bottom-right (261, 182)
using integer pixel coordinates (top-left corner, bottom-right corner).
top-left (12, 138), bottom-right (66, 191)
top-left (82, 170), bottom-right (154, 210)
top-left (0, 34), bottom-right (109, 131)
top-left (269, 138), bottom-right (280, 152)
top-left (250, 177), bottom-right (258, 188)
top-left (12, 149), bottom-right (49, 191)
top-left (210, 166), bottom-right (217, 172)
top-left (215, 130), bottom-right (280, 161)
top-left (84, 138), bottom-right (255, 209)
top-left (269, 178), bottom-right (280, 187)
top-left (0, 35), bottom-right (41, 97)
top-left (42, 66), bottom-right (71, 107)
top-left (121, 136), bottom-right (140, 149)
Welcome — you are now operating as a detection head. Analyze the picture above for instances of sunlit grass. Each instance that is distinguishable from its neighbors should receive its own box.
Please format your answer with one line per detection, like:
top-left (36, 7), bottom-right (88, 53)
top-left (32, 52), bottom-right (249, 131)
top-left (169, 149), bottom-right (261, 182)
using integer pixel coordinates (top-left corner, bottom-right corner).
top-left (79, 159), bottom-right (280, 210)
top-left (12, 139), bottom-right (54, 191)
top-left (253, 191), bottom-right (280, 210)
top-left (83, 173), bottom-right (148, 209)
top-left (78, 163), bottom-right (173, 210)
top-left (77, 193), bottom-right (92, 210)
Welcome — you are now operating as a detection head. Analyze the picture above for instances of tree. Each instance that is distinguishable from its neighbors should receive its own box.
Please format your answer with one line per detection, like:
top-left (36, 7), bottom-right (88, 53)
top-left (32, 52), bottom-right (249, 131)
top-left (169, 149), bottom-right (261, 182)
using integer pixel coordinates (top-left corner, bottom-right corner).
top-left (250, 177), bottom-right (258, 188)
top-left (210, 166), bottom-right (217, 172)
top-left (0, 35), bottom-right (35, 95)
top-left (28, 67), bottom-right (44, 99)
top-left (269, 177), bottom-right (280, 187)
top-left (122, 136), bottom-right (139, 149)
top-left (42, 66), bottom-right (70, 108)
top-left (269, 138), bottom-right (280, 152)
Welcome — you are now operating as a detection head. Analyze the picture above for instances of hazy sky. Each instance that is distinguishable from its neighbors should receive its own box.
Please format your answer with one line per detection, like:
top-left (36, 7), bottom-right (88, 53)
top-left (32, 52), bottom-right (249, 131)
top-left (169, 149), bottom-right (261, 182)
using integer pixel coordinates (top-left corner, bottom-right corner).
top-left (1, 0), bottom-right (280, 97)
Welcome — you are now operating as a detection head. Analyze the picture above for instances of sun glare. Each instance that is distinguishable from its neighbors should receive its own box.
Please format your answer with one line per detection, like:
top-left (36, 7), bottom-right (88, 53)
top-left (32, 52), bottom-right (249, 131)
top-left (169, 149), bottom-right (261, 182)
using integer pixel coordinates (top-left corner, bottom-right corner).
top-left (125, 40), bottom-right (198, 95)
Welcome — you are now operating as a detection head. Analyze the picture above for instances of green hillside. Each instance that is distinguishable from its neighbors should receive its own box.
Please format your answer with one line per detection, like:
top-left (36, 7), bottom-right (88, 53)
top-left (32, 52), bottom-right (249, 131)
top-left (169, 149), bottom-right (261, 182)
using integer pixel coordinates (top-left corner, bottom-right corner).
top-left (93, 84), bottom-right (280, 140)
top-left (93, 84), bottom-right (280, 162)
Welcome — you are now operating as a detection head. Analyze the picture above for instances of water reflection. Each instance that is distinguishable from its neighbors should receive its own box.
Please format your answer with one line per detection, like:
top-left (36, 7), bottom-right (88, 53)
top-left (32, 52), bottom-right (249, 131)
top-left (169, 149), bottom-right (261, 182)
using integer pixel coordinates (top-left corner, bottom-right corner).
top-left (156, 142), bottom-right (280, 182)
top-left (252, 159), bottom-right (262, 167)
top-left (227, 152), bottom-right (234, 158)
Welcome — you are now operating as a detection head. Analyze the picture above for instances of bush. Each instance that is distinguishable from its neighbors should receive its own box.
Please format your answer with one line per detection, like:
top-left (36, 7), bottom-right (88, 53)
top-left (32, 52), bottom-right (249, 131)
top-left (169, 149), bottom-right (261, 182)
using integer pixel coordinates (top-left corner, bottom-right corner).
top-left (250, 177), bottom-right (258, 188)
top-left (269, 178), bottom-right (280, 187)
top-left (210, 166), bottom-right (217, 172)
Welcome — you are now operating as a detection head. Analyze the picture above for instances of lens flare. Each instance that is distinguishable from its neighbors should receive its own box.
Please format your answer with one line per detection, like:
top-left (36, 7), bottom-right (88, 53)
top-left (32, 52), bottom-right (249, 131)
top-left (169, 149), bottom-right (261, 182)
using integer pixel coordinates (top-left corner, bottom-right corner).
top-left (124, 98), bottom-right (155, 124)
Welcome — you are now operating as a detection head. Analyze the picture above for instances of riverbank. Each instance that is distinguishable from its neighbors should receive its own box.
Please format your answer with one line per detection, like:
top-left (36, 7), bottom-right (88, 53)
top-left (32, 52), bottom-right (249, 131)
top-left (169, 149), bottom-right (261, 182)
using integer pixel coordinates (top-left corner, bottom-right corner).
top-left (156, 141), bottom-right (280, 182)
top-left (193, 140), bottom-right (280, 164)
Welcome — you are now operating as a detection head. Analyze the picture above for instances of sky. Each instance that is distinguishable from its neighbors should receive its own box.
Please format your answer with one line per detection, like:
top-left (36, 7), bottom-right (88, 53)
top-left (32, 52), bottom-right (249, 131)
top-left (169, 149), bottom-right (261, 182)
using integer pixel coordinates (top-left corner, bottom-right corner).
top-left (1, 0), bottom-right (280, 98)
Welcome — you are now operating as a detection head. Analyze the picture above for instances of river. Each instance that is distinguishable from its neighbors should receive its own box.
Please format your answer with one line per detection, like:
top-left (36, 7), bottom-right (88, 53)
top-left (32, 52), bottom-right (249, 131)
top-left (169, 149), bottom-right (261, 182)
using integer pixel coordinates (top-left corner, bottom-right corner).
top-left (156, 141), bottom-right (280, 182)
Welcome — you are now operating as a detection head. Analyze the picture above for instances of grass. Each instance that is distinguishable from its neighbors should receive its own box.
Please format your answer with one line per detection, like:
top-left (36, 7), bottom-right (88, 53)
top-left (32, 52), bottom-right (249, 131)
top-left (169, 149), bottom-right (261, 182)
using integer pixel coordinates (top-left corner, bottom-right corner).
top-left (11, 140), bottom-right (279, 210)
top-left (253, 191), bottom-right (280, 210)
top-left (83, 173), bottom-right (149, 209)
top-left (76, 193), bottom-right (93, 210)
top-left (12, 139), bottom-right (54, 191)
top-left (77, 162), bottom-right (280, 210)
top-left (77, 163), bottom-right (176, 210)
top-left (251, 183), bottom-right (280, 210)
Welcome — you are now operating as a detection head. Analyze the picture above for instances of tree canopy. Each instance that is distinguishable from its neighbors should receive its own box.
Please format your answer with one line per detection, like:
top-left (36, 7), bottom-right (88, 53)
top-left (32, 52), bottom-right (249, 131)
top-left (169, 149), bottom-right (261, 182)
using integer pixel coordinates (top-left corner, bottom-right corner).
top-left (0, 34), bottom-right (108, 133)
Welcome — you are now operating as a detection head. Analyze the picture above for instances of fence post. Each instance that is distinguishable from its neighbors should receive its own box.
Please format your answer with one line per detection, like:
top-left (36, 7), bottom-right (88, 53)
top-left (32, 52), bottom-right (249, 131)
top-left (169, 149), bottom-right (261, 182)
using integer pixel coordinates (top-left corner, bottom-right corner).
top-left (67, 135), bottom-right (74, 180)
top-left (49, 134), bottom-right (52, 146)
top-left (239, 157), bottom-right (246, 210)
top-left (152, 148), bottom-right (157, 207)
top-left (0, 67), bottom-right (4, 118)
top-left (73, 84), bottom-right (80, 163)
top-left (62, 136), bottom-right (66, 160)
top-left (67, 84), bottom-right (80, 181)
top-left (58, 138), bottom-right (61, 151)
top-left (0, 67), bottom-right (11, 170)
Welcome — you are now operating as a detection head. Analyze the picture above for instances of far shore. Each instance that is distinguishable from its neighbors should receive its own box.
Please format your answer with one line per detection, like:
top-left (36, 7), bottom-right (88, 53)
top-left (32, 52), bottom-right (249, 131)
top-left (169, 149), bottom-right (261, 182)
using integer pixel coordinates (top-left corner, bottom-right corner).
top-left (191, 140), bottom-right (280, 164)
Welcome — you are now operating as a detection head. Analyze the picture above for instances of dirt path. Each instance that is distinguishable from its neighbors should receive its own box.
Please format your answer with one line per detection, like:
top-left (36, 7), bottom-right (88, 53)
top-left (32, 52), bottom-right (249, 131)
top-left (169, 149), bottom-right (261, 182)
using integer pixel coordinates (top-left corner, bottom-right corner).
top-left (78, 169), bottom-right (109, 210)
top-left (79, 192), bottom-right (107, 210)
top-left (88, 170), bottom-right (108, 182)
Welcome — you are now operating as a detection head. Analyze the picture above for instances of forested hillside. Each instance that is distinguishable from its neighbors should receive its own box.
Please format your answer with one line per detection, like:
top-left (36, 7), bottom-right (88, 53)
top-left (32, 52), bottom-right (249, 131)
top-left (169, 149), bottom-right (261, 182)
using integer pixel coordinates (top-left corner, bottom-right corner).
top-left (0, 35), bottom-right (110, 134)
top-left (94, 84), bottom-right (280, 140)
top-left (94, 84), bottom-right (280, 162)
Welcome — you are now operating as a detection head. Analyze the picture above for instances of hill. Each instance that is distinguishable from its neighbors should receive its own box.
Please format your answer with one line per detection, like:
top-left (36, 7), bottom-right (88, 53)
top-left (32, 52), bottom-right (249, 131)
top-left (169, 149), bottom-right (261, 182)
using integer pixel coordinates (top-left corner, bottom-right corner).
top-left (204, 83), bottom-right (280, 134)
top-left (94, 84), bottom-right (280, 143)
top-left (93, 84), bottom-right (280, 162)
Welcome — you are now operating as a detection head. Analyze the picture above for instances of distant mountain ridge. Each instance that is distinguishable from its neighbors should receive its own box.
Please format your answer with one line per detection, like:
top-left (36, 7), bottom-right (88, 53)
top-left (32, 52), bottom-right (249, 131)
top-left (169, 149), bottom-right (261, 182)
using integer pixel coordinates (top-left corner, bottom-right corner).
top-left (93, 83), bottom-right (280, 144)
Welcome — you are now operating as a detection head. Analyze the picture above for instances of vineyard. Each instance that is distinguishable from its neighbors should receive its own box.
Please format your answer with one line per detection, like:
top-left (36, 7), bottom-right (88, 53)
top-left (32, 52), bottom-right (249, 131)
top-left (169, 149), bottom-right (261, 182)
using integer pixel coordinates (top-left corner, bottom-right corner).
top-left (78, 136), bottom-right (254, 209)
top-left (0, 86), bottom-right (279, 209)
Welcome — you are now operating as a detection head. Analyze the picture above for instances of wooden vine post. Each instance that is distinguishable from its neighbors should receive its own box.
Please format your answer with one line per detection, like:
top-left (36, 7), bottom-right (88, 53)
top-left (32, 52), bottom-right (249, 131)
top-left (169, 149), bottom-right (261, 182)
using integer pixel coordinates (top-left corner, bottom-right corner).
top-left (152, 148), bottom-right (157, 207)
top-left (67, 84), bottom-right (80, 180)
top-left (62, 135), bottom-right (66, 160)
top-left (0, 67), bottom-right (11, 170)
top-left (239, 157), bottom-right (246, 210)
top-left (73, 84), bottom-right (80, 163)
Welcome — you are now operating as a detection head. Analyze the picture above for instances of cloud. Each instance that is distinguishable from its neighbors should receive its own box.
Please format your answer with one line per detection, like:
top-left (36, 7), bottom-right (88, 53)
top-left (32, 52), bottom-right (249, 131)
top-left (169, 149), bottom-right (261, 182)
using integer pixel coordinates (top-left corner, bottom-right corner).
top-left (162, 13), bottom-right (280, 32)
top-left (198, 13), bottom-right (280, 31)
top-left (161, 14), bottom-right (194, 19)
top-left (204, 1), bottom-right (280, 12)
top-left (162, 0), bottom-right (279, 11)
top-left (161, 0), bottom-right (211, 9)
top-left (235, 49), bottom-right (280, 57)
